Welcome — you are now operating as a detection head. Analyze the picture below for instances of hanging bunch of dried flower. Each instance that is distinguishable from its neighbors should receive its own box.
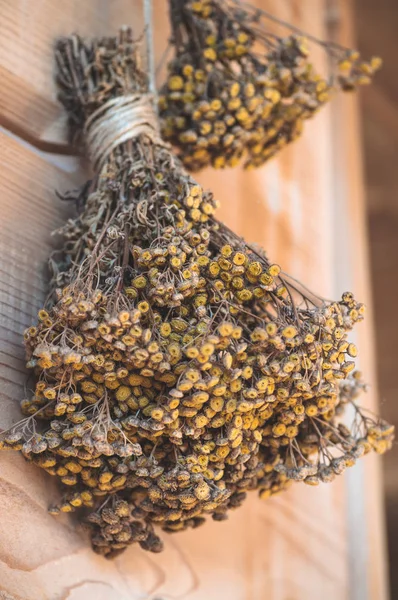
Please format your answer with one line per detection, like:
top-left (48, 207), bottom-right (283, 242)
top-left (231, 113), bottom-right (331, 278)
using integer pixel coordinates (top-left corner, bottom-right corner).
top-left (0, 28), bottom-right (392, 559)
top-left (159, 0), bottom-right (381, 170)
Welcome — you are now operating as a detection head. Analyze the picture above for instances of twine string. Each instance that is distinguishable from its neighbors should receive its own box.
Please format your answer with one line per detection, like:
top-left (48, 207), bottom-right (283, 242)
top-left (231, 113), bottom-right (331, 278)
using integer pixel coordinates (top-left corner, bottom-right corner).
top-left (144, 0), bottom-right (157, 102)
top-left (84, 94), bottom-right (163, 170)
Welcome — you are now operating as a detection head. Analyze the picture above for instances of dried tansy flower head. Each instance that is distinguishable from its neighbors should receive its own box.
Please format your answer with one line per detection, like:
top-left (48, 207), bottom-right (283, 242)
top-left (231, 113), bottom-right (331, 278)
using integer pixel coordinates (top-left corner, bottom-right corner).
top-left (159, 0), bottom-right (382, 170)
top-left (0, 28), bottom-right (392, 559)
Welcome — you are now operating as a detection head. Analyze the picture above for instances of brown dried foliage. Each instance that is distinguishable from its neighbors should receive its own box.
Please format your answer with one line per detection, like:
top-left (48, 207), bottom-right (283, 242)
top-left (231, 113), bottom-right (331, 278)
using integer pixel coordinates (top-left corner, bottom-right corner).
top-left (0, 28), bottom-right (392, 558)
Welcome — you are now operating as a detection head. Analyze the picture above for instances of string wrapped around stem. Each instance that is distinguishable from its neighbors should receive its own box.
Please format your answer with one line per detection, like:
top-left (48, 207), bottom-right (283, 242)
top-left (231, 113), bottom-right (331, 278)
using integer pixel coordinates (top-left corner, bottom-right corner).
top-left (0, 27), bottom-right (392, 559)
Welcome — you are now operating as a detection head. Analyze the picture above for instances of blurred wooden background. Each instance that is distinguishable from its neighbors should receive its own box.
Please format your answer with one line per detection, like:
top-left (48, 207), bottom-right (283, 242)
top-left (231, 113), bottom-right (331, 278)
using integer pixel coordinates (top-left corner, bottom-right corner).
top-left (0, 1), bottom-right (390, 598)
top-left (354, 0), bottom-right (398, 596)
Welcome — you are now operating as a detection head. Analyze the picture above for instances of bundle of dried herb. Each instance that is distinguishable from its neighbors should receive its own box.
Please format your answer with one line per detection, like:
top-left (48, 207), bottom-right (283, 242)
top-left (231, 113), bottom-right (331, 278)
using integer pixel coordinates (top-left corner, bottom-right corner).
top-left (0, 28), bottom-right (392, 559)
top-left (159, 0), bottom-right (381, 170)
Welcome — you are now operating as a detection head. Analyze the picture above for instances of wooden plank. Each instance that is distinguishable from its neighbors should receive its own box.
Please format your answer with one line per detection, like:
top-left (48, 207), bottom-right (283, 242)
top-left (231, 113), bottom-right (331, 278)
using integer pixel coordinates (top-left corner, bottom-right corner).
top-left (354, 0), bottom-right (398, 528)
top-left (0, 0), bottom-right (169, 149)
top-left (366, 211), bottom-right (398, 502)
top-left (0, 1), bottom-right (388, 599)
top-left (327, 1), bottom-right (389, 599)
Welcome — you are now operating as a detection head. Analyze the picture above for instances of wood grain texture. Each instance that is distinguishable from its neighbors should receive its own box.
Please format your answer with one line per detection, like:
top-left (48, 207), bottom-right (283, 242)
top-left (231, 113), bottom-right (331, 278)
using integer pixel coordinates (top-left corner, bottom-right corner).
top-left (0, 0), bottom-right (168, 149)
top-left (354, 17), bottom-right (398, 596)
top-left (327, 3), bottom-right (389, 599)
top-left (0, 1), bottom-right (388, 599)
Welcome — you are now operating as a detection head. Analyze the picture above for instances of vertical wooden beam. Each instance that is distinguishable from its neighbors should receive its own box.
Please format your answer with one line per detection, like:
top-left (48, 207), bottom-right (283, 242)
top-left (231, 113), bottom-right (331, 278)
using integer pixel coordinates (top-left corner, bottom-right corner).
top-left (327, 1), bottom-right (389, 598)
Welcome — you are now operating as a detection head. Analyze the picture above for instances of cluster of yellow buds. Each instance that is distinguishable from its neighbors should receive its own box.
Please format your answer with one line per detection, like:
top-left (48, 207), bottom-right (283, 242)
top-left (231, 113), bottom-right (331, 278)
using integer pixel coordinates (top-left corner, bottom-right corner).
top-left (159, 0), bottom-right (382, 170)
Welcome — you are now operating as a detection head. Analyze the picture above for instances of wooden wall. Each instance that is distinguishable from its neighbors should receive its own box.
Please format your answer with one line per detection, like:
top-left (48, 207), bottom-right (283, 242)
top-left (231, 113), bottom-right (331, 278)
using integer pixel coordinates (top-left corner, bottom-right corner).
top-left (0, 1), bottom-right (388, 598)
top-left (354, 0), bottom-right (398, 595)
